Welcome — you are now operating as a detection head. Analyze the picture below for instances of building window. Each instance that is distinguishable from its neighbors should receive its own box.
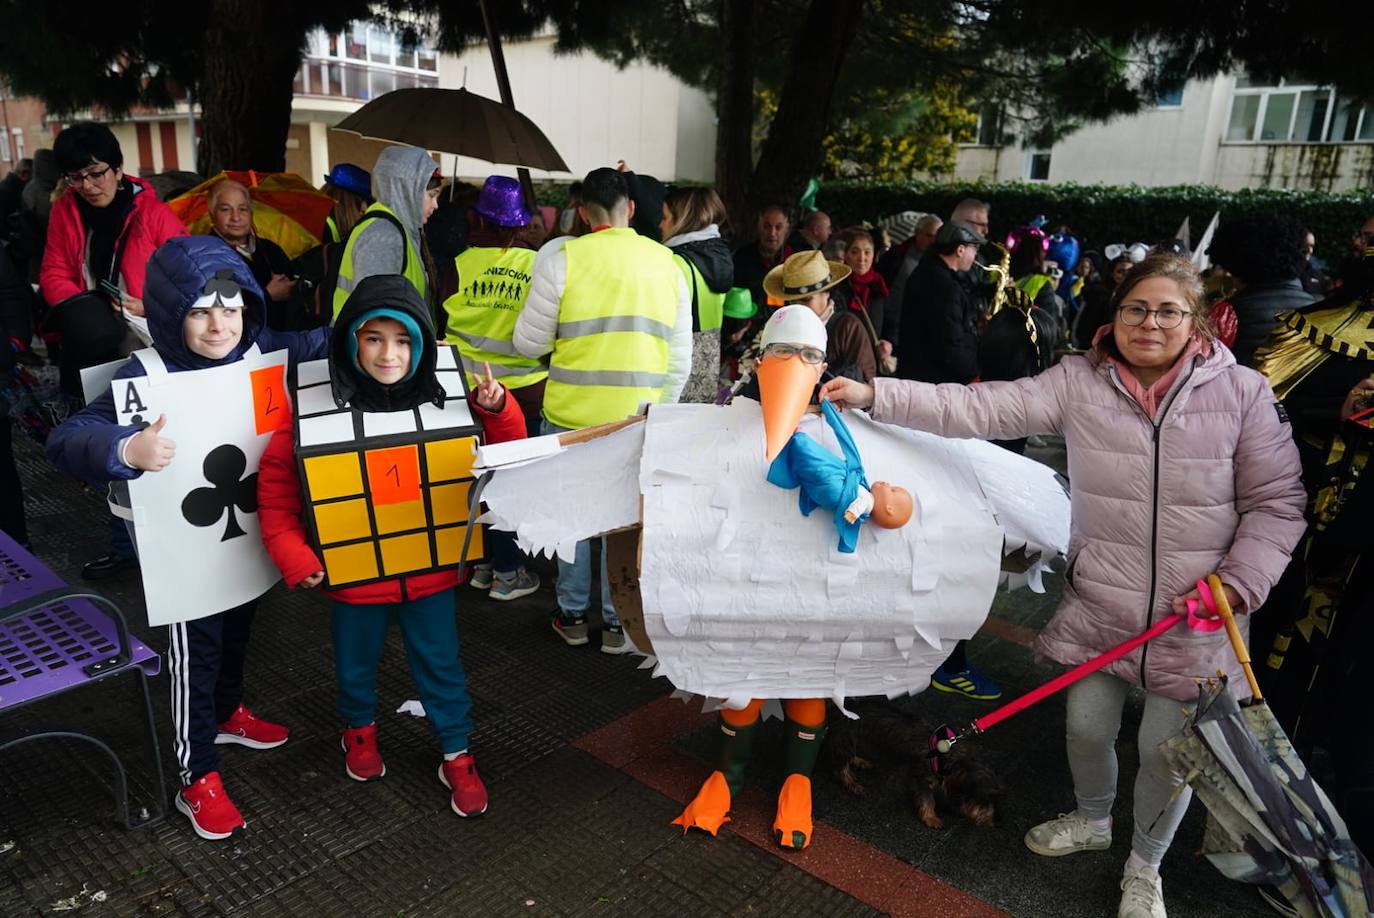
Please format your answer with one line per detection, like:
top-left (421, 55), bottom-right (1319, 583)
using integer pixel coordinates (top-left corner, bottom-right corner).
top-left (1226, 81), bottom-right (1372, 143)
top-left (295, 23), bottom-right (440, 101)
top-left (1027, 149), bottom-right (1051, 181)
top-left (1154, 86), bottom-right (1185, 108)
top-left (11, 129), bottom-right (22, 161)
top-left (0, 131), bottom-right (9, 162)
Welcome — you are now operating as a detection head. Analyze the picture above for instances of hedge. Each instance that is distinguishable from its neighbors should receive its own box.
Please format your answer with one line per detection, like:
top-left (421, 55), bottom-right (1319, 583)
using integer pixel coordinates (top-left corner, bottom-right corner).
top-left (535, 178), bottom-right (1374, 265)
top-left (814, 180), bottom-right (1374, 267)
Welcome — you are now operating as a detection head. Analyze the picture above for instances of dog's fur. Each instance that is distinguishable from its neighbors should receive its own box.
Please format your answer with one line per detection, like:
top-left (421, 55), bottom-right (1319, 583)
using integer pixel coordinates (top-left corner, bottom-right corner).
top-left (823, 699), bottom-right (1004, 830)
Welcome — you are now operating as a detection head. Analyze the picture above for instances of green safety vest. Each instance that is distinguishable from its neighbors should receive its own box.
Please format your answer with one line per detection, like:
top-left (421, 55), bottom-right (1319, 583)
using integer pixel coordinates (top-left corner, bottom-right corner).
top-left (1016, 273), bottom-right (1053, 301)
top-left (443, 246), bottom-right (546, 390)
top-left (332, 202), bottom-right (426, 319)
top-left (674, 253), bottom-right (724, 332)
top-left (542, 228), bottom-right (681, 430)
top-left (324, 215), bottom-right (341, 245)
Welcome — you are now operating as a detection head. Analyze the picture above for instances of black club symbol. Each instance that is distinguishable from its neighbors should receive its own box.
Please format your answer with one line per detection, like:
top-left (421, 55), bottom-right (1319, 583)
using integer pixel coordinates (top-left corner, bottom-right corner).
top-left (202, 268), bottom-right (241, 307)
top-left (181, 444), bottom-right (258, 541)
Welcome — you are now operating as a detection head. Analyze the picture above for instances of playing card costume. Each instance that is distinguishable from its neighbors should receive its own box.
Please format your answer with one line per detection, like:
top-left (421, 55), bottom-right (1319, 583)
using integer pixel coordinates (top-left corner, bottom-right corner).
top-left (47, 235), bottom-right (328, 831)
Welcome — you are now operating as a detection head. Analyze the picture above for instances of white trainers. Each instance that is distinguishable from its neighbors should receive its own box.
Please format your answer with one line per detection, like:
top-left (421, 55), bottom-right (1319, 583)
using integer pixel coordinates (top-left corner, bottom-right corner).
top-left (490, 568), bottom-right (540, 602)
top-left (1118, 863), bottom-right (1167, 918)
top-left (1023, 811), bottom-right (1112, 857)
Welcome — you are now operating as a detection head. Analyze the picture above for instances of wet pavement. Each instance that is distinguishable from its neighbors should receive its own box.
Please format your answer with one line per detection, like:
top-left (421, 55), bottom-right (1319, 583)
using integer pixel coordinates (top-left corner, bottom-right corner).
top-left (0, 434), bottom-right (1272, 916)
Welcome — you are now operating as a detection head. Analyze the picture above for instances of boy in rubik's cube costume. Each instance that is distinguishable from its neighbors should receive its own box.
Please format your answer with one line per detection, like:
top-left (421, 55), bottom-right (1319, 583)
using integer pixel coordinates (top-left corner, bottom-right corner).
top-left (47, 236), bottom-right (330, 841)
top-left (257, 273), bottom-right (525, 817)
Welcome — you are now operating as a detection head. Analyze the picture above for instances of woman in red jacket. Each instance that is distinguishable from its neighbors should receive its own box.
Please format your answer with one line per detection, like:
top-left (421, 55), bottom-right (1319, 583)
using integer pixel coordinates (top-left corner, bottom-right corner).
top-left (42, 122), bottom-right (188, 580)
top-left (257, 273), bottom-right (527, 819)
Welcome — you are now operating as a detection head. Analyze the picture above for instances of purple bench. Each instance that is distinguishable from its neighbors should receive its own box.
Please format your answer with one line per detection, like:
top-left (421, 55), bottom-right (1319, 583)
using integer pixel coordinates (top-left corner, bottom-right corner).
top-left (0, 533), bottom-right (167, 829)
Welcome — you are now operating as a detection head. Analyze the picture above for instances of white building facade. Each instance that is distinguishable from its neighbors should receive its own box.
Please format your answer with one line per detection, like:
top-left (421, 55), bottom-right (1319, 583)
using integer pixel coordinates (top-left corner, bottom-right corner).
top-left (953, 74), bottom-right (1374, 191)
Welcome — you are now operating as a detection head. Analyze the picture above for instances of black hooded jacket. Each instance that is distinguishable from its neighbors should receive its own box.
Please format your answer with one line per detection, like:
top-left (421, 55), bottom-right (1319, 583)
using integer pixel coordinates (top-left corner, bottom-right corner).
top-left (330, 274), bottom-right (447, 413)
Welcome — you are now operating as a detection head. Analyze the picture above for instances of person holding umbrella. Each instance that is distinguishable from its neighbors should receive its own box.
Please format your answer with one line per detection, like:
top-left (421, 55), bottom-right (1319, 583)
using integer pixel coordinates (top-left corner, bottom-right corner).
top-left (822, 252), bottom-right (1308, 918)
top-left (332, 147), bottom-right (442, 321)
top-left (204, 179), bottom-right (297, 329)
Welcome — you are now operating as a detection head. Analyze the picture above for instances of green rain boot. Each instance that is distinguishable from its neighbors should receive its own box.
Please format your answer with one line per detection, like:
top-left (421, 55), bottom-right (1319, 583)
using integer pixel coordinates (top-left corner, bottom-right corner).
top-left (773, 717), bottom-right (827, 849)
top-left (672, 715), bottom-right (760, 836)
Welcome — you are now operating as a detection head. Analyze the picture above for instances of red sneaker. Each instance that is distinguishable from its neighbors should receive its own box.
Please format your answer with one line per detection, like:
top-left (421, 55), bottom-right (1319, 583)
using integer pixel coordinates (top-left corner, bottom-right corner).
top-left (341, 724), bottom-right (386, 782)
top-left (438, 754), bottom-right (488, 817)
top-left (175, 772), bottom-right (245, 841)
top-left (216, 704), bottom-right (290, 750)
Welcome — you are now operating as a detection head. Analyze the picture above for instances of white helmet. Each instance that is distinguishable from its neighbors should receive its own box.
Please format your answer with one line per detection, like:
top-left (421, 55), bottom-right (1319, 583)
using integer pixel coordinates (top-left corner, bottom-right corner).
top-left (760, 304), bottom-right (827, 353)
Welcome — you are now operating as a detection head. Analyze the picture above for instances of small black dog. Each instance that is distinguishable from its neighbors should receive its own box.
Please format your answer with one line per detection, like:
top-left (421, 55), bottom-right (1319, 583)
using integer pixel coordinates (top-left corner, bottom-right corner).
top-left (822, 699), bottom-right (1004, 830)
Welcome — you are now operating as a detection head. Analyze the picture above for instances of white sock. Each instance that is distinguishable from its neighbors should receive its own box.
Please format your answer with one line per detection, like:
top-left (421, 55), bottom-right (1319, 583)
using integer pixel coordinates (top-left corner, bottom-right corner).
top-left (443, 748), bottom-right (468, 761)
top-left (1126, 850), bottom-right (1160, 873)
top-left (1085, 814), bottom-right (1112, 833)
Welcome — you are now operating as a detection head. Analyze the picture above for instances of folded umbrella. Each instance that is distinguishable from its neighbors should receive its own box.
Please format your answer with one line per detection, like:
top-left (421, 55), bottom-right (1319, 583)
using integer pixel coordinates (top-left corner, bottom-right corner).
top-left (1163, 576), bottom-right (1374, 918)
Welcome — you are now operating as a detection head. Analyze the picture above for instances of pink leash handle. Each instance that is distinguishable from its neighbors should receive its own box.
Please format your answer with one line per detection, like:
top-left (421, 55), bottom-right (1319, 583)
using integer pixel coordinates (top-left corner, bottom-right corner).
top-left (970, 578), bottom-right (1224, 734)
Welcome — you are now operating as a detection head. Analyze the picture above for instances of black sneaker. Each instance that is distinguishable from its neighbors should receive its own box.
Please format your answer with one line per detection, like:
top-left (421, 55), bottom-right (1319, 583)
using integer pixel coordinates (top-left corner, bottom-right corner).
top-left (551, 611), bottom-right (589, 646)
top-left (81, 552), bottom-right (139, 581)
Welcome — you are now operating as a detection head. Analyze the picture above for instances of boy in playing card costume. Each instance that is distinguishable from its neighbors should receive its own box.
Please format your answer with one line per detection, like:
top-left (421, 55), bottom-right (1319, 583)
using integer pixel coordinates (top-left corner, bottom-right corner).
top-left (256, 273), bottom-right (526, 818)
top-left (46, 236), bottom-right (329, 840)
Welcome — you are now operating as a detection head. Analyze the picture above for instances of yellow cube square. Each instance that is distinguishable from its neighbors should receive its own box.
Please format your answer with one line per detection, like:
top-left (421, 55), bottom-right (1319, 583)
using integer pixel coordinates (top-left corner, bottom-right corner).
top-left (429, 483), bottom-right (471, 527)
top-left (435, 524), bottom-right (483, 567)
top-left (323, 542), bottom-right (379, 585)
top-left (425, 436), bottom-right (477, 483)
top-left (380, 532), bottom-right (432, 576)
top-left (304, 453), bottom-right (364, 501)
top-left (373, 498), bottom-right (427, 535)
top-left (313, 498), bottom-right (373, 545)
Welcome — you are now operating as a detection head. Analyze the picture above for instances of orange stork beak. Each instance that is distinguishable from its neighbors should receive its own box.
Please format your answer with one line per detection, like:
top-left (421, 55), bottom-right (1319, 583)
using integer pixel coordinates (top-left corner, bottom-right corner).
top-left (757, 353), bottom-right (819, 461)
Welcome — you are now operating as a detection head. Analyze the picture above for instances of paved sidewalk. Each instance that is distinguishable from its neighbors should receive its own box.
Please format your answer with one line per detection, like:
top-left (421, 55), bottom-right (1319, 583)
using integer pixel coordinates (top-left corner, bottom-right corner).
top-left (0, 435), bottom-right (1272, 916)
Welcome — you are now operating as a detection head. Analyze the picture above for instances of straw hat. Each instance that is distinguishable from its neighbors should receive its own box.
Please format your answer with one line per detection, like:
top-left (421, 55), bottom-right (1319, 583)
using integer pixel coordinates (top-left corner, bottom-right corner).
top-left (762, 250), bottom-right (851, 302)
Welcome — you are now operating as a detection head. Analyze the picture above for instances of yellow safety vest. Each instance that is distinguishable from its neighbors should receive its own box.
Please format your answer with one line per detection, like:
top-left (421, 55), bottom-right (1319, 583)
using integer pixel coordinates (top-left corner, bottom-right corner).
top-left (674, 253), bottom-right (724, 332)
top-left (332, 202), bottom-right (426, 319)
top-left (324, 215), bottom-right (341, 245)
top-left (542, 228), bottom-right (681, 430)
top-left (443, 246), bottom-right (546, 390)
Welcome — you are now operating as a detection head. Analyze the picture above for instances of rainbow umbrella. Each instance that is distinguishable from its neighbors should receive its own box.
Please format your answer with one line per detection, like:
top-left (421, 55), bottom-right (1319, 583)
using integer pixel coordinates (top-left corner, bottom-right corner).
top-left (167, 171), bottom-right (335, 260)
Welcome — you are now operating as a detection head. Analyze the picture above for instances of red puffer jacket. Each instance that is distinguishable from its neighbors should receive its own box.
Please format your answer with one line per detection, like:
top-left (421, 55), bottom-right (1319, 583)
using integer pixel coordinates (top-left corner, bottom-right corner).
top-left (257, 391), bottom-right (526, 605)
top-left (39, 175), bottom-right (188, 305)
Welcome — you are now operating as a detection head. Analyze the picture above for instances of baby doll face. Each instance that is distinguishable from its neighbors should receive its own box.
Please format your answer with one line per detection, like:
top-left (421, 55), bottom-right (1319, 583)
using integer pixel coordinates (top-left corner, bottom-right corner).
top-left (869, 481), bottom-right (914, 529)
top-left (182, 304), bottom-right (243, 360)
top-left (355, 317), bottom-right (412, 384)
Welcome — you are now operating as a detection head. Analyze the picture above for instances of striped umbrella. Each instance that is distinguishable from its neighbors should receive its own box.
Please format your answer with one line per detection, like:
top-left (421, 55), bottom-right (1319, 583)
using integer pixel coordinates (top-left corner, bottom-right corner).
top-left (167, 171), bottom-right (335, 260)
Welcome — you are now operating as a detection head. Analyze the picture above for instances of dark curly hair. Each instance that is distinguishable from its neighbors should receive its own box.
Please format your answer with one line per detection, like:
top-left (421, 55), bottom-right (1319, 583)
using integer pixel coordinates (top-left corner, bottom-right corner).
top-left (1206, 212), bottom-right (1306, 285)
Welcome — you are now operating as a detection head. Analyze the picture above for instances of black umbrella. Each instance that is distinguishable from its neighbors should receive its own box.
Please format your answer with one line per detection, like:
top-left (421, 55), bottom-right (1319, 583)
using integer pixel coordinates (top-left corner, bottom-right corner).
top-left (332, 87), bottom-right (570, 173)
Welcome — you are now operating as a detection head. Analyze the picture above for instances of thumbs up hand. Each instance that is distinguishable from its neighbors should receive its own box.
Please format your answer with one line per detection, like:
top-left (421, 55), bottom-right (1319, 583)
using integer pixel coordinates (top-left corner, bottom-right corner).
top-left (124, 414), bottom-right (177, 471)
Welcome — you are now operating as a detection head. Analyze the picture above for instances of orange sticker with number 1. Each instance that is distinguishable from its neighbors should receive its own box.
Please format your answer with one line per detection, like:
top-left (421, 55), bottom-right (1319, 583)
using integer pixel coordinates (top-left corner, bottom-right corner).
top-left (250, 364), bottom-right (289, 435)
top-left (365, 445), bottom-right (422, 505)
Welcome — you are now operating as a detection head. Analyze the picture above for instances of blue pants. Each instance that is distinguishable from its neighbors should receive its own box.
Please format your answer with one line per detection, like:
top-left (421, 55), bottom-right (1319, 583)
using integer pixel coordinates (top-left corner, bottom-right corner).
top-left (488, 529), bottom-right (522, 577)
top-left (540, 419), bottom-right (618, 626)
top-left (329, 588), bottom-right (472, 755)
top-left (168, 600), bottom-right (257, 784)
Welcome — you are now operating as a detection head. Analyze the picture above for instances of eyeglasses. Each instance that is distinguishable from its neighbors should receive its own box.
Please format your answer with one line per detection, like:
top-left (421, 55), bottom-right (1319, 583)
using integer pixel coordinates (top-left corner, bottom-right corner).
top-left (763, 342), bottom-right (825, 365)
top-left (64, 164), bottom-right (113, 187)
top-left (1117, 304), bottom-right (1191, 329)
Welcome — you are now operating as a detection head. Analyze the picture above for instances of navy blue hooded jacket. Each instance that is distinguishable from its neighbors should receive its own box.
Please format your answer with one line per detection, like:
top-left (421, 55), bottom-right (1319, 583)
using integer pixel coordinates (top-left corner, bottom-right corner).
top-left (47, 235), bottom-right (329, 483)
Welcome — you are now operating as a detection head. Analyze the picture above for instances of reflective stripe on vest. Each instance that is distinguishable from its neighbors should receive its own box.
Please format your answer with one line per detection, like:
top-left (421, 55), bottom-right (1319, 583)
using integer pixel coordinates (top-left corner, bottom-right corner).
top-left (332, 203), bottom-right (425, 318)
top-left (542, 228), bottom-right (680, 430)
top-left (443, 246), bottom-right (545, 390)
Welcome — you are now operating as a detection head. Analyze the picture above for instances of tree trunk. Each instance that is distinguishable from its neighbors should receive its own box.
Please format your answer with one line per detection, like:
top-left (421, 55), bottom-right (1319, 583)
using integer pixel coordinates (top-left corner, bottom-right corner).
top-left (714, 0), bottom-right (759, 242)
top-left (748, 0), bottom-right (864, 220)
top-left (197, 0), bottom-right (307, 175)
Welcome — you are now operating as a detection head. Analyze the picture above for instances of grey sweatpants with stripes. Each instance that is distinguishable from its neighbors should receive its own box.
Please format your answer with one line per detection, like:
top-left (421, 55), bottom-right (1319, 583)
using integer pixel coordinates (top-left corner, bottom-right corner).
top-left (1065, 671), bottom-right (1196, 866)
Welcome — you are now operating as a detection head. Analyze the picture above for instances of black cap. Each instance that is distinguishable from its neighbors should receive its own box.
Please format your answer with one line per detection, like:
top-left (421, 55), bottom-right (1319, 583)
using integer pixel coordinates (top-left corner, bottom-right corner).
top-left (934, 220), bottom-right (987, 248)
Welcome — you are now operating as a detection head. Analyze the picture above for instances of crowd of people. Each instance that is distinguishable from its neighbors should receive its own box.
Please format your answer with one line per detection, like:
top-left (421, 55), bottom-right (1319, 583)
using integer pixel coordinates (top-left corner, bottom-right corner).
top-left (0, 120), bottom-right (1371, 918)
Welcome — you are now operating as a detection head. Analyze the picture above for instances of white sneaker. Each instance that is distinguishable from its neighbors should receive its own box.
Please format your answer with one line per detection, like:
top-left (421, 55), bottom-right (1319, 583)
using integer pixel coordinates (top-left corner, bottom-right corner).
top-left (1023, 811), bottom-right (1112, 857)
top-left (1118, 863), bottom-right (1167, 918)
top-left (490, 568), bottom-right (540, 602)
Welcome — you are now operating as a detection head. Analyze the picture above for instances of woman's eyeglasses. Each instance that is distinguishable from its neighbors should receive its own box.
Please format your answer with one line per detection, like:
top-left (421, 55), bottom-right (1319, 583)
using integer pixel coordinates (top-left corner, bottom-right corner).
top-left (64, 164), bottom-right (113, 187)
top-left (1117, 304), bottom-right (1191, 329)
top-left (763, 342), bottom-right (825, 365)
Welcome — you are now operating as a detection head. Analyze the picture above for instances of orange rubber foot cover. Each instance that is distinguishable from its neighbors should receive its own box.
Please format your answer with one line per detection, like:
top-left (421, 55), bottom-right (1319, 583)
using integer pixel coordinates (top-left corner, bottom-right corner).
top-left (672, 770), bottom-right (732, 836)
top-left (772, 773), bottom-right (813, 849)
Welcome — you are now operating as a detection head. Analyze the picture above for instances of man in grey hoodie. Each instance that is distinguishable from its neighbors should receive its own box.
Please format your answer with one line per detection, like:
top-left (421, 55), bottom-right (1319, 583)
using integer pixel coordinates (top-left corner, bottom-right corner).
top-left (332, 146), bottom-right (442, 321)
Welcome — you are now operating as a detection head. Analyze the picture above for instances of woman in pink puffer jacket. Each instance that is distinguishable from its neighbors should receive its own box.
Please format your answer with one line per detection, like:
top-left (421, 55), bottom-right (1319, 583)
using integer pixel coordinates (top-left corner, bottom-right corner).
top-left (822, 253), bottom-right (1306, 918)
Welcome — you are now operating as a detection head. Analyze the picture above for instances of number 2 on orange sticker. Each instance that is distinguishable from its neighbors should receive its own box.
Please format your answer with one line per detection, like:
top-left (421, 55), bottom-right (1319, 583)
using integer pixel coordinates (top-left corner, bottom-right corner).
top-left (250, 364), bottom-right (288, 435)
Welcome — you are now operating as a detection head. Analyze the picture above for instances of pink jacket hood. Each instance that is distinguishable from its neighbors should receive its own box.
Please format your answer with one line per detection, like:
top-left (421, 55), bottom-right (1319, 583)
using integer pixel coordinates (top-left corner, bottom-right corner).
top-left (871, 345), bottom-right (1306, 701)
